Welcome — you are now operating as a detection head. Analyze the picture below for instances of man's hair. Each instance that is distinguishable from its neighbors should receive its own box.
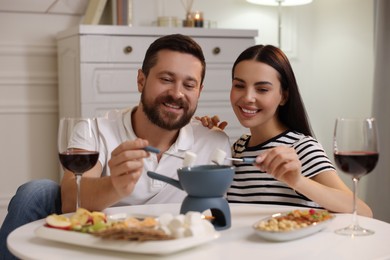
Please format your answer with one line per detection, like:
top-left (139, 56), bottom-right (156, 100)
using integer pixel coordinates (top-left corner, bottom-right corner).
top-left (141, 34), bottom-right (206, 84)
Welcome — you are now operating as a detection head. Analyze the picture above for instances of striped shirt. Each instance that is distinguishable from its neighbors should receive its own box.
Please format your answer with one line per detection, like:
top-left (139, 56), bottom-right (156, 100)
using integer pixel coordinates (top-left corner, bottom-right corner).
top-left (227, 130), bottom-right (336, 208)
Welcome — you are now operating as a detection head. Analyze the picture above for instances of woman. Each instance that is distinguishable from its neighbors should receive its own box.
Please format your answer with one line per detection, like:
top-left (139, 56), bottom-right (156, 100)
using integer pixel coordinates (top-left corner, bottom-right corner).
top-left (198, 45), bottom-right (372, 217)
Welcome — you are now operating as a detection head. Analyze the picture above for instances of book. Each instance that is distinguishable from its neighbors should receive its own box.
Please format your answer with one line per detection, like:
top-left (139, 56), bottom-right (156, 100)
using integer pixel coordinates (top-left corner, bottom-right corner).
top-left (82, 0), bottom-right (108, 25)
top-left (116, 0), bottom-right (123, 25)
top-left (99, 0), bottom-right (113, 25)
top-left (116, 0), bottom-right (132, 26)
top-left (126, 0), bottom-right (133, 26)
top-left (111, 0), bottom-right (117, 25)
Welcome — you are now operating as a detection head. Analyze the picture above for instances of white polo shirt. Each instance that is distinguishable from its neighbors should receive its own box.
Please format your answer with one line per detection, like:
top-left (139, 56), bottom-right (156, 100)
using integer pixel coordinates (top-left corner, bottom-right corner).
top-left (97, 107), bottom-right (232, 206)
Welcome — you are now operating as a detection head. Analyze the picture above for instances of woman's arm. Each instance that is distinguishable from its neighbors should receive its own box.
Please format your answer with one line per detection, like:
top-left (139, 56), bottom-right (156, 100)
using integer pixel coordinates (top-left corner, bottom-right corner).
top-left (294, 171), bottom-right (373, 217)
top-left (255, 146), bottom-right (373, 217)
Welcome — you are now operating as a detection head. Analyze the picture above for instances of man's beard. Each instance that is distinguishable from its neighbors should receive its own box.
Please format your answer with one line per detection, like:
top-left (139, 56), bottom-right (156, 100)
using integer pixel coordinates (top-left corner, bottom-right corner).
top-left (141, 91), bottom-right (196, 130)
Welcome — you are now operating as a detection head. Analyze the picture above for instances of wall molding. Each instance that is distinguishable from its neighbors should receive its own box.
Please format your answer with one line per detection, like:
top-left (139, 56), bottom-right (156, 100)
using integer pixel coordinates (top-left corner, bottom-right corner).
top-left (0, 42), bottom-right (58, 114)
top-left (0, 43), bottom-right (57, 56)
top-left (0, 102), bottom-right (58, 114)
top-left (0, 73), bottom-right (57, 86)
top-left (0, 73), bottom-right (58, 114)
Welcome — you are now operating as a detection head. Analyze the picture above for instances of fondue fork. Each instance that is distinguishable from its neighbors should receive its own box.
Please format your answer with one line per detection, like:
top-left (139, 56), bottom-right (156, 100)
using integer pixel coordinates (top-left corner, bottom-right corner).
top-left (224, 157), bottom-right (256, 163)
top-left (211, 148), bottom-right (256, 165)
top-left (211, 156), bottom-right (256, 165)
top-left (144, 146), bottom-right (197, 166)
top-left (144, 146), bottom-right (183, 159)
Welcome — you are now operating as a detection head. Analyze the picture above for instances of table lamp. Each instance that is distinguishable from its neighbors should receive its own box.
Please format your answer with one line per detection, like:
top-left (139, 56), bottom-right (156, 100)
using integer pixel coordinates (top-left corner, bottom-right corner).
top-left (246, 0), bottom-right (313, 48)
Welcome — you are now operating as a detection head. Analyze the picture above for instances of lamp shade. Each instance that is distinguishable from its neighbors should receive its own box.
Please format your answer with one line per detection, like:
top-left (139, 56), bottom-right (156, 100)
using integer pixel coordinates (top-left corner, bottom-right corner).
top-left (246, 0), bottom-right (312, 6)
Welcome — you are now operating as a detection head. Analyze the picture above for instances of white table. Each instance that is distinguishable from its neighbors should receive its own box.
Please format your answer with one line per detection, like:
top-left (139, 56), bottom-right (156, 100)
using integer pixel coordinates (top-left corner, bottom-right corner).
top-left (8, 203), bottom-right (390, 260)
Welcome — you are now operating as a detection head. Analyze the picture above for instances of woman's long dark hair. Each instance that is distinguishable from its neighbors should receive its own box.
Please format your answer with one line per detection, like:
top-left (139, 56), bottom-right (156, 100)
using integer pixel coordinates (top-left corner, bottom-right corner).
top-left (232, 45), bottom-right (314, 137)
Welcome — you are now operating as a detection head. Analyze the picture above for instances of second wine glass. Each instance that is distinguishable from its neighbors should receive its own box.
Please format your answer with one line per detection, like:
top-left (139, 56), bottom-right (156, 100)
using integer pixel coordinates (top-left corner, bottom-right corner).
top-left (333, 117), bottom-right (379, 236)
top-left (58, 117), bottom-right (100, 210)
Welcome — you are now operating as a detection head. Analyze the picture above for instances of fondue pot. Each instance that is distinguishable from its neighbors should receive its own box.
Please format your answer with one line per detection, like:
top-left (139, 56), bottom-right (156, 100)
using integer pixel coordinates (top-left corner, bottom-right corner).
top-left (147, 165), bottom-right (234, 230)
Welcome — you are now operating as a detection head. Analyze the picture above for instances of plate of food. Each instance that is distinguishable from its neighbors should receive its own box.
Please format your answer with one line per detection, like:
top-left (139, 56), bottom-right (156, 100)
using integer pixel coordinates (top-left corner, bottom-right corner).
top-left (35, 208), bottom-right (220, 255)
top-left (252, 209), bottom-right (334, 242)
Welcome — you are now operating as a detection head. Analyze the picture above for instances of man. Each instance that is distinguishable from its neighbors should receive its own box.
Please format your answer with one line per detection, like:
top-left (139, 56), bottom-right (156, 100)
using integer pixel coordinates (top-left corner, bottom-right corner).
top-left (0, 34), bottom-right (231, 259)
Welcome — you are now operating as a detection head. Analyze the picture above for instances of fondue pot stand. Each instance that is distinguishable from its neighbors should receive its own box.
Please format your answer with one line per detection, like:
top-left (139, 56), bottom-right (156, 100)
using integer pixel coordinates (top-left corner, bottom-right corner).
top-left (180, 195), bottom-right (231, 230)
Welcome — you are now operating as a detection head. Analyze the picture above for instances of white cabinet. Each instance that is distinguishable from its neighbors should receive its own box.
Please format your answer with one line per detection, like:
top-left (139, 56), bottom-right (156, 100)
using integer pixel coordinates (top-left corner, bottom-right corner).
top-left (57, 25), bottom-right (257, 142)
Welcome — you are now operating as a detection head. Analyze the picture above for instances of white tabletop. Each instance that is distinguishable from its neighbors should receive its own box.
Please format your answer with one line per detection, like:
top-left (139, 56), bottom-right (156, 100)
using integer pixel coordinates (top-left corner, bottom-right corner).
top-left (8, 203), bottom-right (390, 260)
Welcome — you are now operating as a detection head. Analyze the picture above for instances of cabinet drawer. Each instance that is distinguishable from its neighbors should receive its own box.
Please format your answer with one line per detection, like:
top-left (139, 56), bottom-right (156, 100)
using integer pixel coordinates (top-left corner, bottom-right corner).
top-left (80, 35), bottom-right (155, 63)
top-left (79, 35), bottom-right (254, 64)
top-left (196, 37), bottom-right (254, 63)
top-left (200, 63), bottom-right (232, 102)
top-left (80, 63), bottom-right (140, 103)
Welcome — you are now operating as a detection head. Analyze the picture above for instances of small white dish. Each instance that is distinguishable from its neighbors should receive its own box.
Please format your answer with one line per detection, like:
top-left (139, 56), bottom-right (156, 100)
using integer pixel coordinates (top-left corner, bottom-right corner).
top-left (252, 211), bottom-right (334, 242)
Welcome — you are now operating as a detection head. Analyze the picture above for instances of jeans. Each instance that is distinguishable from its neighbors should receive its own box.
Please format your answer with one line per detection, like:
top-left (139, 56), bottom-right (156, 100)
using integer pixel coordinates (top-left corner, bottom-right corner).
top-left (0, 179), bottom-right (62, 260)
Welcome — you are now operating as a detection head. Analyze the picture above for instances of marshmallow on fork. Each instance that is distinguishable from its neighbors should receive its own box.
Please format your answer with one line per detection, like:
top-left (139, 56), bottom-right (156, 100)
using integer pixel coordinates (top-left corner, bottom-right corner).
top-left (211, 148), bottom-right (256, 165)
top-left (182, 151), bottom-right (197, 167)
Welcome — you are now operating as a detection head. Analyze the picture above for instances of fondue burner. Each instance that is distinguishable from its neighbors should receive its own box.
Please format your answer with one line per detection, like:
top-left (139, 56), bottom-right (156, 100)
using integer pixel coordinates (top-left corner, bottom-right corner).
top-left (180, 196), bottom-right (231, 230)
top-left (147, 165), bottom-right (235, 230)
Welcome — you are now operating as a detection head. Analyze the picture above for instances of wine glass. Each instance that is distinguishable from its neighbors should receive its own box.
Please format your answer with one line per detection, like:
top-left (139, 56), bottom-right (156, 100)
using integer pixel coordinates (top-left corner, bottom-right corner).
top-left (333, 117), bottom-right (379, 236)
top-left (58, 118), bottom-right (100, 209)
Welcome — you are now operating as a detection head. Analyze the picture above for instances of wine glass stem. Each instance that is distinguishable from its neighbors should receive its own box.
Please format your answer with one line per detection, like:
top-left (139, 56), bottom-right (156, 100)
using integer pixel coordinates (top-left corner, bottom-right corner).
top-left (76, 174), bottom-right (81, 209)
top-left (351, 177), bottom-right (359, 227)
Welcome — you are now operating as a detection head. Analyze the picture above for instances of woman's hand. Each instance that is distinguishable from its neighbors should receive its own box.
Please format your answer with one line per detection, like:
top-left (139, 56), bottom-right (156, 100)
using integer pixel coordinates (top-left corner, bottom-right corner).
top-left (255, 146), bottom-right (373, 217)
top-left (255, 146), bottom-right (303, 188)
top-left (108, 138), bottom-right (150, 198)
top-left (195, 115), bottom-right (228, 130)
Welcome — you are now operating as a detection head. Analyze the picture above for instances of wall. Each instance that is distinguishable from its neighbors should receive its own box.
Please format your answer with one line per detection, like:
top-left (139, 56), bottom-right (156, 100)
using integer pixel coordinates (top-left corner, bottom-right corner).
top-left (292, 0), bottom-right (374, 200)
top-left (0, 0), bottom-right (88, 224)
top-left (0, 0), bottom-right (378, 225)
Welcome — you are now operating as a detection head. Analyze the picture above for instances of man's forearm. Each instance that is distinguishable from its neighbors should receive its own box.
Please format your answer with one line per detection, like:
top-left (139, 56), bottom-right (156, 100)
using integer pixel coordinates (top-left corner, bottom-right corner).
top-left (61, 172), bottom-right (122, 213)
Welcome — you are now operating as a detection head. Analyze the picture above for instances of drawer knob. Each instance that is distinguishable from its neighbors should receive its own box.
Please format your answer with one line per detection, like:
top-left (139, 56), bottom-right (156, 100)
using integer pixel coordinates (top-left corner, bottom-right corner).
top-left (213, 47), bottom-right (221, 55)
top-left (123, 46), bottom-right (133, 54)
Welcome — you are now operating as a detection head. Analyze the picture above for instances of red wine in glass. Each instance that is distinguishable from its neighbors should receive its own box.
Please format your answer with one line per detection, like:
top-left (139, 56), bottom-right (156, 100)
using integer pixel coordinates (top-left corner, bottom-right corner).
top-left (333, 118), bottom-right (379, 236)
top-left (334, 151), bottom-right (379, 179)
top-left (58, 118), bottom-right (100, 210)
top-left (59, 151), bottom-right (99, 175)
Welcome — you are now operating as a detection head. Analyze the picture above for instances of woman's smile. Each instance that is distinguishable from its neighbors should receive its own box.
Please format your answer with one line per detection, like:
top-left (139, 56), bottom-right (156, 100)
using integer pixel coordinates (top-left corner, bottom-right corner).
top-left (239, 106), bottom-right (260, 117)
